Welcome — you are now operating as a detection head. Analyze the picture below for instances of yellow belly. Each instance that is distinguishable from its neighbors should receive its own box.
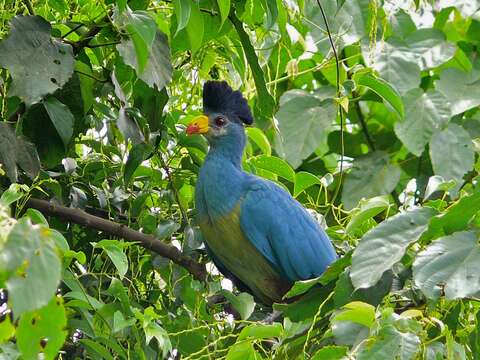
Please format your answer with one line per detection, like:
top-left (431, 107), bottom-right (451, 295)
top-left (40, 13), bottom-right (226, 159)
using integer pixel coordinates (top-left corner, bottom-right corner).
top-left (200, 204), bottom-right (291, 305)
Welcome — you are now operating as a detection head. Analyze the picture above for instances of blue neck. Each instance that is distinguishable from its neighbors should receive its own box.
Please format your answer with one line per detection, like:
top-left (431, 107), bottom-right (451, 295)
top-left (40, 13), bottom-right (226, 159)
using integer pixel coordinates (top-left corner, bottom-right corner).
top-left (206, 131), bottom-right (245, 168)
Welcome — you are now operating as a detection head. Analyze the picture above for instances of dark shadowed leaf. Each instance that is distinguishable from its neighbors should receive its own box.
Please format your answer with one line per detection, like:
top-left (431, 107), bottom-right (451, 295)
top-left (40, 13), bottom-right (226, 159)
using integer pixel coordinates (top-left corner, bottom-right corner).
top-left (124, 142), bottom-right (152, 184)
top-left (43, 97), bottom-right (75, 147)
top-left (117, 107), bottom-right (145, 144)
top-left (342, 151), bottom-right (401, 210)
top-left (0, 16), bottom-right (74, 105)
top-left (351, 207), bottom-right (436, 289)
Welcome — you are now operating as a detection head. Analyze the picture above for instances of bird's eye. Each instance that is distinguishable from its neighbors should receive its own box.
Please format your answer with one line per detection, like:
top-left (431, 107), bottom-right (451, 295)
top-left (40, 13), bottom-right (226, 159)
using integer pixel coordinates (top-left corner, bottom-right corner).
top-left (214, 116), bottom-right (226, 127)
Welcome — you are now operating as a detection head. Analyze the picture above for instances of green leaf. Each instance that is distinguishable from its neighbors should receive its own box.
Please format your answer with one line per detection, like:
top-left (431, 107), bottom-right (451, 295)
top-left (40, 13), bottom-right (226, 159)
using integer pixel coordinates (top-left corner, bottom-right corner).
top-left (394, 89), bottom-right (451, 156)
top-left (0, 183), bottom-right (28, 206)
top-left (25, 208), bottom-right (48, 226)
top-left (311, 346), bottom-right (348, 360)
top-left (405, 28), bottom-right (456, 70)
top-left (0, 16), bottom-right (74, 105)
top-left (226, 340), bottom-right (259, 360)
top-left (294, 171), bottom-right (321, 197)
top-left (249, 155), bottom-right (295, 182)
top-left (425, 190), bottom-right (480, 238)
top-left (173, 0), bottom-right (191, 35)
top-left (96, 240), bottom-right (129, 279)
top-left (351, 207), bottom-right (436, 289)
top-left (358, 323), bottom-right (420, 360)
top-left (217, 0), bottom-right (230, 27)
top-left (238, 323), bottom-right (283, 340)
top-left (220, 291), bottom-right (255, 320)
top-left (260, 0), bottom-right (278, 29)
top-left (0, 219), bottom-right (62, 316)
top-left (154, 220), bottom-right (180, 240)
top-left (341, 151), bottom-right (401, 210)
top-left (186, 1), bottom-right (204, 53)
top-left (124, 142), bottom-right (152, 184)
top-left (113, 311), bottom-right (136, 333)
top-left (274, 91), bottom-right (336, 168)
top-left (333, 301), bottom-right (376, 328)
top-left (17, 296), bottom-right (67, 360)
top-left (43, 97), bottom-right (75, 147)
top-left (246, 127), bottom-right (271, 155)
top-left (0, 317), bottom-right (14, 344)
top-left (436, 68), bottom-right (480, 115)
top-left (353, 71), bottom-right (404, 118)
top-left (230, 12), bottom-right (275, 123)
top-left (414, 231), bottom-right (480, 299)
top-left (424, 175), bottom-right (456, 200)
top-left (370, 38), bottom-right (421, 95)
top-left (346, 196), bottom-right (390, 235)
top-left (122, 9), bottom-right (156, 74)
top-left (117, 30), bottom-right (173, 89)
top-left (429, 124), bottom-right (474, 194)
top-left (79, 339), bottom-right (115, 360)
top-left (117, 107), bottom-right (145, 144)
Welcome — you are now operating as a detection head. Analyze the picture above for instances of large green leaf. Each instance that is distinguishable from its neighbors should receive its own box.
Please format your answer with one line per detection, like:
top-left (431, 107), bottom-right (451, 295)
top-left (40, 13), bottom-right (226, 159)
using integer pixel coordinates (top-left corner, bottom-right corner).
top-left (220, 291), bottom-right (255, 320)
top-left (413, 231), bottom-right (480, 299)
top-left (124, 142), bottom-right (152, 184)
top-left (353, 71), bottom-right (404, 118)
top-left (186, 1), bottom-right (204, 53)
top-left (217, 0), bottom-right (230, 27)
top-left (173, 0), bottom-right (191, 35)
top-left (95, 240), bottom-right (129, 280)
top-left (0, 16), bottom-right (74, 105)
top-left (358, 323), bottom-right (420, 360)
top-left (117, 30), bottom-right (173, 89)
top-left (405, 28), bottom-right (456, 70)
top-left (0, 219), bottom-right (62, 316)
top-left (16, 296), bottom-right (67, 360)
top-left (341, 151), bottom-right (401, 210)
top-left (249, 155), bottom-right (295, 182)
top-left (394, 89), bottom-right (451, 156)
top-left (274, 91), bottom-right (336, 168)
top-left (429, 124), bottom-right (474, 193)
top-left (43, 97), bottom-right (75, 147)
top-left (369, 38), bottom-right (421, 95)
top-left (346, 196), bottom-right (390, 235)
top-left (436, 68), bottom-right (480, 115)
top-left (351, 207), bottom-right (436, 289)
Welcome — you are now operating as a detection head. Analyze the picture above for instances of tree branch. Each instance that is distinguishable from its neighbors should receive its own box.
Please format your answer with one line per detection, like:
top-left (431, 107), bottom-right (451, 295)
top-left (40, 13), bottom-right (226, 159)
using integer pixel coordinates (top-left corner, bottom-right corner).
top-left (26, 198), bottom-right (207, 281)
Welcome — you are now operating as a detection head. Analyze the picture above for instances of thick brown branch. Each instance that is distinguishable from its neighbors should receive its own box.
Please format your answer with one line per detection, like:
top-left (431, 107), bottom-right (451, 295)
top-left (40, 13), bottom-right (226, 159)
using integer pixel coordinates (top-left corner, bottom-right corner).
top-left (26, 198), bottom-right (207, 281)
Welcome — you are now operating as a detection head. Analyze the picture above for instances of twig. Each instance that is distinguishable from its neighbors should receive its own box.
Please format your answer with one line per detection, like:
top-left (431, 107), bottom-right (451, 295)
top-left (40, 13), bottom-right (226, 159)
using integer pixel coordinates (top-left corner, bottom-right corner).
top-left (354, 100), bottom-right (375, 151)
top-left (157, 154), bottom-right (190, 226)
top-left (315, 0), bottom-right (345, 212)
top-left (87, 41), bottom-right (121, 48)
top-left (62, 23), bottom-right (85, 39)
top-left (26, 198), bottom-right (206, 281)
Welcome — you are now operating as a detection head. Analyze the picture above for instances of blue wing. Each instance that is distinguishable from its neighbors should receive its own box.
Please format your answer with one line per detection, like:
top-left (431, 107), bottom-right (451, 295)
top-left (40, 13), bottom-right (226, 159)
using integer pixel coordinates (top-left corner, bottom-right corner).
top-left (239, 177), bottom-right (337, 282)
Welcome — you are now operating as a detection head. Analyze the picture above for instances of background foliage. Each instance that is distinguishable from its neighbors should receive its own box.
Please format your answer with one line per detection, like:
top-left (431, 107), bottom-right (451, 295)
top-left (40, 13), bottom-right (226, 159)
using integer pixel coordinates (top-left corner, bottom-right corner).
top-left (1, 0), bottom-right (480, 358)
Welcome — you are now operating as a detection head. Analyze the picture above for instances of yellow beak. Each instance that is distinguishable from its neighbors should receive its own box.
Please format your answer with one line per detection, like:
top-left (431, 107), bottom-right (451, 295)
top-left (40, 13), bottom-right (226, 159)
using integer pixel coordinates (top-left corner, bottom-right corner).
top-left (186, 115), bottom-right (209, 135)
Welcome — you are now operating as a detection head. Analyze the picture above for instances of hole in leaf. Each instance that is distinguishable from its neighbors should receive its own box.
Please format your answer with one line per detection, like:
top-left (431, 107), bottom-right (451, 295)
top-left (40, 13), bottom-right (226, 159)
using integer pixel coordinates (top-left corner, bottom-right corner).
top-left (50, 78), bottom-right (57, 84)
top-left (40, 339), bottom-right (47, 349)
top-left (53, 59), bottom-right (61, 65)
top-left (59, 49), bottom-right (66, 55)
top-left (31, 317), bottom-right (36, 325)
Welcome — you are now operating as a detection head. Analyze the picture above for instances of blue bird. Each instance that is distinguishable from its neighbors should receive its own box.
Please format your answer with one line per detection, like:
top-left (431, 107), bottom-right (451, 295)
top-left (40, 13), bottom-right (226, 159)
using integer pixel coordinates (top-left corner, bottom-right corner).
top-left (187, 81), bottom-right (337, 305)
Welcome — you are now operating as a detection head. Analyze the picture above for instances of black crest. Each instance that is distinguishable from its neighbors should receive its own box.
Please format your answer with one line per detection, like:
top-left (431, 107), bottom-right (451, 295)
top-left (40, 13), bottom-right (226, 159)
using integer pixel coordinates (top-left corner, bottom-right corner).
top-left (203, 81), bottom-right (253, 125)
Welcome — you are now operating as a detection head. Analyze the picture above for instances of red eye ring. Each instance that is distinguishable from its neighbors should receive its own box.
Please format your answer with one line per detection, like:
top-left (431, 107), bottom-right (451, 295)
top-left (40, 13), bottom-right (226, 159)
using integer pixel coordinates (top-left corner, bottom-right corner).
top-left (214, 116), bottom-right (226, 126)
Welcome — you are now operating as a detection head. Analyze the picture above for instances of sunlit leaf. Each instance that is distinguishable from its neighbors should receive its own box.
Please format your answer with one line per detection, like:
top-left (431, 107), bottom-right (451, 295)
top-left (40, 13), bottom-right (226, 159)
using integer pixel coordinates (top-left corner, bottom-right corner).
top-left (351, 207), bottom-right (436, 289)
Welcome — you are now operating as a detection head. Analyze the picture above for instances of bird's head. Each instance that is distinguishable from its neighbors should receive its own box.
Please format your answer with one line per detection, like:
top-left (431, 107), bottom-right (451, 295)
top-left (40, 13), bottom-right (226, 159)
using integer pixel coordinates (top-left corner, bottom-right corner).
top-left (186, 81), bottom-right (253, 148)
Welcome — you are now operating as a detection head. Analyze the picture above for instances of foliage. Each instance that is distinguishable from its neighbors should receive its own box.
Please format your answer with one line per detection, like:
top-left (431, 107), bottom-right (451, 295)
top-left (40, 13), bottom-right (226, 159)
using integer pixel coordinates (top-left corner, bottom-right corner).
top-left (0, 0), bottom-right (480, 359)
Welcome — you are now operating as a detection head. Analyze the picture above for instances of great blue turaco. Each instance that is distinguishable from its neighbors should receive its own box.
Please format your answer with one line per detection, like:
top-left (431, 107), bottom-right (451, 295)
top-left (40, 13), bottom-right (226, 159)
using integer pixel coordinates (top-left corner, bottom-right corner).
top-left (186, 81), bottom-right (337, 305)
